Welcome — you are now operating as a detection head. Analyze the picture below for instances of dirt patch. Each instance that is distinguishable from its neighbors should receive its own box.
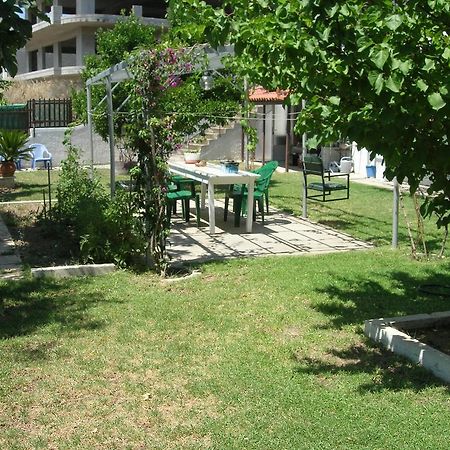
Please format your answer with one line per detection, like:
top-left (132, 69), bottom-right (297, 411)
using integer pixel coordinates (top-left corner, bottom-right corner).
top-left (398, 323), bottom-right (450, 356)
top-left (0, 204), bottom-right (79, 267)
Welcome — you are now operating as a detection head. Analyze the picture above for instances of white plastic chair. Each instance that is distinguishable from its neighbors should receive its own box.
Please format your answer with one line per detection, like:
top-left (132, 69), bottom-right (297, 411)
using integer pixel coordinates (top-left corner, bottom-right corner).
top-left (30, 143), bottom-right (52, 169)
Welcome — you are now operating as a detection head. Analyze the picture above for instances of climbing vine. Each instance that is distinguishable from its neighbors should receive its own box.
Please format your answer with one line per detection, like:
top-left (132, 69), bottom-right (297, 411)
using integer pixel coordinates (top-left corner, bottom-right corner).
top-left (124, 46), bottom-right (200, 273)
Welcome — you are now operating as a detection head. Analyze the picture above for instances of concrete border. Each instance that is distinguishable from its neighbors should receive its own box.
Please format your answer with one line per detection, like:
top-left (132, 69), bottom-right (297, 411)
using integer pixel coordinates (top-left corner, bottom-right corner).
top-left (365, 311), bottom-right (450, 384)
top-left (31, 263), bottom-right (116, 279)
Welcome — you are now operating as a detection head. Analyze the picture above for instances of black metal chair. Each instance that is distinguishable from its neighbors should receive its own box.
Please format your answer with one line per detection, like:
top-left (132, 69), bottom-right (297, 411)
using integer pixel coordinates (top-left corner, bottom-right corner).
top-left (302, 156), bottom-right (349, 202)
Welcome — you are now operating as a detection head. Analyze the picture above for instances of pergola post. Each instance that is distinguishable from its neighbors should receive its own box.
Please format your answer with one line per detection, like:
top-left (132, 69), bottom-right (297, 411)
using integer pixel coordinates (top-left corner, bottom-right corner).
top-left (86, 84), bottom-right (94, 175)
top-left (105, 75), bottom-right (116, 197)
top-left (285, 105), bottom-right (290, 172)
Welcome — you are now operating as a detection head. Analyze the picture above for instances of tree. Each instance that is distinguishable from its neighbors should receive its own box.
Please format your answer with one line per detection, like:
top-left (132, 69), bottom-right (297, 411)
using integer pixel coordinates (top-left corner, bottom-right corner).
top-left (170, 0), bottom-right (450, 229)
top-left (0, 0), bottom-right (49, 76)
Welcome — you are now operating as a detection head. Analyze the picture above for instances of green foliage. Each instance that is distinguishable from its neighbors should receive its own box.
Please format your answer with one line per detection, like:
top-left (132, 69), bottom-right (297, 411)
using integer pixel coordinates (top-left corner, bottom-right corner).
top-left (0, 129), bottom-right (31, 161)
top-left (171, 0), bottom-right (450, 228)
top-left (52, 137), bottom-right (144, 267)
top-left (72, 12), bottom-right (157, 136)
top-left (0, 1), bottom-right (49, 76)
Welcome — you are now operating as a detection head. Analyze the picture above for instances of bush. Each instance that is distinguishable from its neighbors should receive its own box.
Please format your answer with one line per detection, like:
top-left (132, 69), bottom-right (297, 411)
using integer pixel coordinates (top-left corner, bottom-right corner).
top-left (52, 144), bottom-right (145, 267)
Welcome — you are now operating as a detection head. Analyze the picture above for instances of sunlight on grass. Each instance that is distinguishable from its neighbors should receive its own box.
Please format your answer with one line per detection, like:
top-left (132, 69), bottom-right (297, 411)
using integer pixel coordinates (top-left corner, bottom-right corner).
top-left (0, 168), bottom-right (129, 202)
top-left (0, 252), bottom-right (449, 449)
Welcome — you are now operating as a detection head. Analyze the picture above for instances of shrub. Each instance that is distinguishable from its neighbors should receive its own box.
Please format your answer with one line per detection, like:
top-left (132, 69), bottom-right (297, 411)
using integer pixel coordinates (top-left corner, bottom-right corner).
top-left (52, 142), bottom-right (145, 267)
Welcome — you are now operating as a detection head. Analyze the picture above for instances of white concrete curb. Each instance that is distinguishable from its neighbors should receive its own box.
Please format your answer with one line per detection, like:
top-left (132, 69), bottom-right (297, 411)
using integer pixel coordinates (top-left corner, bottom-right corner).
top-left (31, 263), bottom-right (116, 279)
top-left (364, 312), bottom-right (450, 384)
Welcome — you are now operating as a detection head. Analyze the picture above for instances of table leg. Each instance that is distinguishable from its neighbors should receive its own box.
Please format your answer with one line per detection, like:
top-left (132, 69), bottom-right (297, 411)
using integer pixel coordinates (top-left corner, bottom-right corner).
top-left (201, 183), bottom-right (207, 209)
top-left (246, 181), bottom-right (255, 233)
top-left (208, 182), bottom-right (216, 234)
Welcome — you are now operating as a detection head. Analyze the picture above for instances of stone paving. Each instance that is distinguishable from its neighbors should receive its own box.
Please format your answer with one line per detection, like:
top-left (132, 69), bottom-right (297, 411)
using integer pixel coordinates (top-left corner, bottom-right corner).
top-left (0, 200), bottom-right (372, 277)
top-left (0, 216), bottom-right (22, 280)
top-left (167, 201), bottom-right (372, 265)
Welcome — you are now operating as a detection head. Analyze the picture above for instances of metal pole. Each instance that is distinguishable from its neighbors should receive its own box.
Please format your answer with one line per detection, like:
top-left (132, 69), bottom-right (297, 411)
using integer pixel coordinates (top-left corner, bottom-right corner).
top-left (284, 105), bottom-right (290, 173)
top-left (47, 165), bottom-right (51, 213)
top-left (243, 77), bottom-right (249, 169)
top-left (301, 100), bottom-right (308, 218)
top-left (86, 84), bottom-right (94, 176)
top-left (262, 104), bottom-right (266, 164)
top-left (392, 176), bottom-right (399, 248)
top-left (105, 76), bottom-right (116, 197)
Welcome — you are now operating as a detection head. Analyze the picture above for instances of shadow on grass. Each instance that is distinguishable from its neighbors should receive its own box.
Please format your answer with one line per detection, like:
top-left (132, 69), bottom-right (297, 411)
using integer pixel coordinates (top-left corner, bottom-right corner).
top-left (292, 266), bottom-right (450, 391)
top-left (292, 342), bottom-right (448, 393)
top-left (0, 276), bottom-right (112, 339)
top-left (313, 266), bottom-right (450, 329)
top-left (0, 182), bottom-right (50, 202)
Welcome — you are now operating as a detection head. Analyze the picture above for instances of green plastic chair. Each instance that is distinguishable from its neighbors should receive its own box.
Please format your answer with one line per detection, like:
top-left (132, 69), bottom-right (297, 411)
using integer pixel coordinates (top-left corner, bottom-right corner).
top-left (251, 161), bottom-right (278, 213)
top-left (224, 162), bottom-right (278, 226)
top-left (166, 182), bottom-right (201, 226)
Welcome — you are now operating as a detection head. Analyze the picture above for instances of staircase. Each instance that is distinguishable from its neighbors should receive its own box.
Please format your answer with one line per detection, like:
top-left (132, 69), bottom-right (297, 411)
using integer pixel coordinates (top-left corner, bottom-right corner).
top-left (177, 121), bottom-right (242, 161)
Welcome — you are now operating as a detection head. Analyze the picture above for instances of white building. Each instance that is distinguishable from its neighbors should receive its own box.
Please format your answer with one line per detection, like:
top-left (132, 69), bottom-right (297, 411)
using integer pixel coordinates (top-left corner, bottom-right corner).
top-left (12, 0), bottom-right (168, 82)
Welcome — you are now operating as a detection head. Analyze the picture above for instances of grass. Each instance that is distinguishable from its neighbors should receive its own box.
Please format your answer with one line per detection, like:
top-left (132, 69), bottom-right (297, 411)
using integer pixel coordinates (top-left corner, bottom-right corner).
top-left (0, 168), bottom-right (129, 202)
top-left (270, 171), bottom-right (448, 255)
top-left (0, 168), bottom-right (449, 448)
top-left (0, 252), bottom-right (449, 449)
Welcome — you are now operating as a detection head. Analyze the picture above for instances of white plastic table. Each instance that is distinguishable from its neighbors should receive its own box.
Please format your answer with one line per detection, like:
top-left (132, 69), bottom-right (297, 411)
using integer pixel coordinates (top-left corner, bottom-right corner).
top-left (168, 161), bottom-right (260, 234)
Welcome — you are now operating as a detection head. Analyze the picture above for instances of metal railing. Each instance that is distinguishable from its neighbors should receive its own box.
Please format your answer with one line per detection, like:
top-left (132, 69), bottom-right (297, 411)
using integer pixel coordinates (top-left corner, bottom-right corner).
top-left (28, 98), bottom-right (72, 128)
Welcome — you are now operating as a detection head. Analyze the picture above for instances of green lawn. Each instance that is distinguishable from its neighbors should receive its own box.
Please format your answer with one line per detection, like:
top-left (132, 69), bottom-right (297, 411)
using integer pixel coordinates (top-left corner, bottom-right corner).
top-left (1, 169), bottom-right (449, 448)
top-left (270, 171), bottom-right (448, 254)
top-left (0, 168), bottom-right (128, 202)
top-left (0, 252), bottom-right (449, 449)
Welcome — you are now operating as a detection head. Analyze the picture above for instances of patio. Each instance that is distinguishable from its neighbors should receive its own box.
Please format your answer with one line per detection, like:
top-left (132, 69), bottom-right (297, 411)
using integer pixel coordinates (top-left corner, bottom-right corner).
top-left (168, 201), bottom-right (372, 265)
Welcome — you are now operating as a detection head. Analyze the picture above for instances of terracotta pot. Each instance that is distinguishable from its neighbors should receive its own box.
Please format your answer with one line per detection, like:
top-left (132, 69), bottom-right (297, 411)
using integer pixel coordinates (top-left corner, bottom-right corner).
top-left (0, 161), bottom-right (16, 177)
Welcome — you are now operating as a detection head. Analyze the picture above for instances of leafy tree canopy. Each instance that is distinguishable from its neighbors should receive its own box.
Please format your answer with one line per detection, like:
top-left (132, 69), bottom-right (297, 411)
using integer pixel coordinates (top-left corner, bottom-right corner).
top-left (170, 0), bottom-right (450, 228)
top-left (0, 0), bottom-right (49, 76)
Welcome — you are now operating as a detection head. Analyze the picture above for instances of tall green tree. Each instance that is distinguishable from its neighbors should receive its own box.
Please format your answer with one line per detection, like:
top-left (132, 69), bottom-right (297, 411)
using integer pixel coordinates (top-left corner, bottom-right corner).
top-left (0, 0), bottom-right (49, 76)
top-left (170, 0), bottom-right (450, 228)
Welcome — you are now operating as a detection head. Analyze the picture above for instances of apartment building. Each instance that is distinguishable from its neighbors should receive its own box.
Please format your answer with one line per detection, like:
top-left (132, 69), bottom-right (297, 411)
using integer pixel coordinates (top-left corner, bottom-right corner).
top-left (13, 1), bottom-right (168, 82)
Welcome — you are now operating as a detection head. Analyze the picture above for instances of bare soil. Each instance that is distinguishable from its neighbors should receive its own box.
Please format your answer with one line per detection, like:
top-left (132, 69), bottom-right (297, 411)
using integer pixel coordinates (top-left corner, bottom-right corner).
top-left (0, 204), bottom-right (79, 267)
top-left (398, 324), bottom-right (450, 356)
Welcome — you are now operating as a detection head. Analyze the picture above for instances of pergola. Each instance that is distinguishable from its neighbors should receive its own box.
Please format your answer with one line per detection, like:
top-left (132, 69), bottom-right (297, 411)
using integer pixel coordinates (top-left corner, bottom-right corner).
top-left (85, 44), bottom-right (235, 195)
top-left (85, 44), bottom-right (400, 247)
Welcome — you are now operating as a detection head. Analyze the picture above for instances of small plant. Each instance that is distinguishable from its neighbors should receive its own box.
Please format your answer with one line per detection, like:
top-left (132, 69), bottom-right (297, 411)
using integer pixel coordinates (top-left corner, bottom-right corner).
top-left (0, 129), bottom-right (31, 161)
top-left (0, 129), bottom-right (31, 177)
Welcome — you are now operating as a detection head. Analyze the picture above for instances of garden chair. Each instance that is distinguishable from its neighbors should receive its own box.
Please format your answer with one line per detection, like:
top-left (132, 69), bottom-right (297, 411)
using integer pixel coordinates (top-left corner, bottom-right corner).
top-left (251, 160), bottom-right (279, 213)
top-left (224, 165), bottom-right (277, 227)
top-left (166, 182), bottom-right (201, 227)
top-left (29, 143), bottom-right (52, 169)
top-left (302, 155), bottom-right (349, 202)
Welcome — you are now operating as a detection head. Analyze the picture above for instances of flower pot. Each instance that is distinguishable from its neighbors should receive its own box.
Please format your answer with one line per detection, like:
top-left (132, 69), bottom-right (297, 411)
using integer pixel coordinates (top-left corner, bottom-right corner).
top-left (0, 161), bottom-right (17, 177)
top-left (184, 152), bottom-right (201, 164)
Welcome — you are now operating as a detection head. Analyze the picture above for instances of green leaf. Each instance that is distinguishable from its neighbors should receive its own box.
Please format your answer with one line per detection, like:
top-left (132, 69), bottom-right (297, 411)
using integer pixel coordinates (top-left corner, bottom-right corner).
top-left (385, 14), bottom-right (403, 31)
top-left (423, 58), bottom-right (435, 72)
top-left (374, 74), bottom-right (384, 94)
top-left (416, 79), bottom-right (429, 92)
top-left (385, 76), bottom-right (402, 93)
top-left (443, 48), bottom-right (450, 60)
top-left (329, 96), bottom-right (340, 105)
top-left (427, 92), bottom-right (446, 110)
top-left (370, 47), bottom-right (389, 69)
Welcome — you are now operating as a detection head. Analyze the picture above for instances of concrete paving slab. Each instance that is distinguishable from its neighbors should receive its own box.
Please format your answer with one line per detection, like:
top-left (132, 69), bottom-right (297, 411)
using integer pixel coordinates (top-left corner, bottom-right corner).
top-left (0, 216), bottom-right (22, 279)
top-left (168, 203), bottom-right (371, 265)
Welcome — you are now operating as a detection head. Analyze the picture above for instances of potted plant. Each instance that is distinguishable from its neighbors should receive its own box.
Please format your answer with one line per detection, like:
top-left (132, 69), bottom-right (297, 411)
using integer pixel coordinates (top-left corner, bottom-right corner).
top-left (0, 129), bottom-right (31, 177)
top-left (183, 148), bottom-right (201, 164)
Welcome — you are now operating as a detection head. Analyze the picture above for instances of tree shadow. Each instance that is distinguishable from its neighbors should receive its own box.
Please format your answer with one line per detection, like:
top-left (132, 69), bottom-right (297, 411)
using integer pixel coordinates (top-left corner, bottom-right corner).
top-left (292, 342), bottom-right (448, 393)
top-left (293, 265), bottom-right (450, 391)
top-left (0, 276), bottom-right (116, 339)
top-left (312, 265), bottom-right (450, 330)
top-left (0, 182), bottom-right (49, 202)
